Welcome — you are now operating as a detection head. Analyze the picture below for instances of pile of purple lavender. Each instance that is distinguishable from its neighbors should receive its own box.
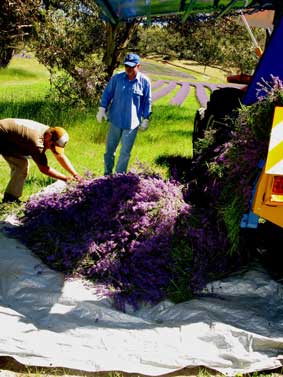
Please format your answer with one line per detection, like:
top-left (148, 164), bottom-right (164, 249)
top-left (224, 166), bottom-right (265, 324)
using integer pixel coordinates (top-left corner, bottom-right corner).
top-left (9, 172), bottom-right (191, 310)
top-left (7, 77), bottom-right (283, 310)
top-left (164, 76), bottom-right (283, 302)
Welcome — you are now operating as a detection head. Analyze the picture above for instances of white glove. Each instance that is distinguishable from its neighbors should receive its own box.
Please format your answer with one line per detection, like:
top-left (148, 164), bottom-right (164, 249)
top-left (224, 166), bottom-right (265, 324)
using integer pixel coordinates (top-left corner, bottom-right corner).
top-left (96, 107), bottom-right (107, 123)
top-left (140, 119), bottom-right (149, 131)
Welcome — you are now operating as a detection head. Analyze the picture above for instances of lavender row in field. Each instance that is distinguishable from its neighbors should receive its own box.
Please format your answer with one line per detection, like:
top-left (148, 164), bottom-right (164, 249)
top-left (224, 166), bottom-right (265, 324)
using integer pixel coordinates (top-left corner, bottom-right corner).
top-left (152, 80), bottom-right (244, 107)
top-left (194, 82), bottom-right (223, 106)
top-left (170, 82), bottom-right (190, 106)
top-left (152, 81), bottom-right (176, 101)
top-left (152, 80), bottom-right (165, 89)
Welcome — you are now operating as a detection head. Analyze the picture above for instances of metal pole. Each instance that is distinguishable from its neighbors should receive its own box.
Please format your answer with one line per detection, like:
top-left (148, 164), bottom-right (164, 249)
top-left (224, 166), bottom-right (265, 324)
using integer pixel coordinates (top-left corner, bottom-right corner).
top-left (240, 11), bottom-right (263, 57)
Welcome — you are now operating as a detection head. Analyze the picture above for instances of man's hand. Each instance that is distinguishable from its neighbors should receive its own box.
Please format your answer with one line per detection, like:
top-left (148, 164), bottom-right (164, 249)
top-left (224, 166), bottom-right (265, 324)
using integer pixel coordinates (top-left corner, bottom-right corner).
top-left (96, 107), bottom-right (107, 123)
top-left (65, 174), bottom-right (83, 184)
top-left (139, 119), bottom-right (149, 131)
top-left (73, 173), bottom-right (83, 182)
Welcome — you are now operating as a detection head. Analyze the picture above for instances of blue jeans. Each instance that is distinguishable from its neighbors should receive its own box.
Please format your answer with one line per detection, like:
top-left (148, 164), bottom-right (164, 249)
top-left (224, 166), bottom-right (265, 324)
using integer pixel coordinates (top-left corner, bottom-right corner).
top-left (104, 124), bottom-right (138, 175)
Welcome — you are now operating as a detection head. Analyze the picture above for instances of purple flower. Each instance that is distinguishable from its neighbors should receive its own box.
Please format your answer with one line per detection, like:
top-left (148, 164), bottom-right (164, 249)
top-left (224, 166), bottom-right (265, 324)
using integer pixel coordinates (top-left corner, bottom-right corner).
top-left (7, 172), bottom-right (188, 310)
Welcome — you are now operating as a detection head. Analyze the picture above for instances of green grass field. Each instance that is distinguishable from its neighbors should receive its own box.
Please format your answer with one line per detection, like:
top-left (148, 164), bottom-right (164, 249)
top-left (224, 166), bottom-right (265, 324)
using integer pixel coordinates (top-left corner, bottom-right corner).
top-left (0, 55), bottom-right (218, 201)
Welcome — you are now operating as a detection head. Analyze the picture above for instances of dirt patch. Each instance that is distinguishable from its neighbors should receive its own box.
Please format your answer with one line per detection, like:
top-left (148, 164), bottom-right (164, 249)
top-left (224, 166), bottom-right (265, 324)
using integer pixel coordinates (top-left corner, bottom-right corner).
top-left (0, 357), bottom-right (221, 377)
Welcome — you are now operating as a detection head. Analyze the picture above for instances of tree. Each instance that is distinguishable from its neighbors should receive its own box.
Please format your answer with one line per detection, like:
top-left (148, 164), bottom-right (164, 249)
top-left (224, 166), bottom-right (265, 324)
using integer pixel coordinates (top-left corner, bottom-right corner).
top-left (32, 0), bottom-right (138, 106)
top-left (164, 15), bottom-right (266, 74)
top-left (134, 24), bottom-right (183, 59)
top-left (0, 0), bottom-right (41, 68)
top-left (128, 15), bottom-right (266, 74)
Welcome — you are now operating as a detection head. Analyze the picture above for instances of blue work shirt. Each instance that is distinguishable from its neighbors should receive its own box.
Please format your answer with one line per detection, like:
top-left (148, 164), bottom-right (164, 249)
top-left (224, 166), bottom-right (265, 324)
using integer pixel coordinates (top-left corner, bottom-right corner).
top-left (100, 71), bottom-right (152, 130)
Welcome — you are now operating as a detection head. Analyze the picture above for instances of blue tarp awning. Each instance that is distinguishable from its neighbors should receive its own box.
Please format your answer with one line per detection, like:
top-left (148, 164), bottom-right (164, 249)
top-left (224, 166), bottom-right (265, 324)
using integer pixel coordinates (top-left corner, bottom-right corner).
top-left (94, 0), bottom-right (276, 24)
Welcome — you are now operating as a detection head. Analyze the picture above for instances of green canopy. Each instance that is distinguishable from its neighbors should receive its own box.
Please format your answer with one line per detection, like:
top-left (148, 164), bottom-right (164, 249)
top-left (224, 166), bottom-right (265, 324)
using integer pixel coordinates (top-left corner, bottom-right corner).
top-left (94, 0), bottom-right (275, 24)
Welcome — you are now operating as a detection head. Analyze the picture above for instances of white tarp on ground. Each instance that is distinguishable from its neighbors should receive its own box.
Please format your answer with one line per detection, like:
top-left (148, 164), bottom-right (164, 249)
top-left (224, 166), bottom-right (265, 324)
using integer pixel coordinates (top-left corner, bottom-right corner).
top-left (1, 189), bottom-right (283, 376)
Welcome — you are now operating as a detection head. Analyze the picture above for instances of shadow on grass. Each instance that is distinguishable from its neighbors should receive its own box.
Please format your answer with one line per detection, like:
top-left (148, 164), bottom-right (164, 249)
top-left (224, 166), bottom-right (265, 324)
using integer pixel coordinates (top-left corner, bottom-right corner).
top-left (166, 129), bottom-right (193, 138)
top-left (155, 154), bottom-right (193, 183)
top-left (0, 100), bottom-right (96, 126)
top-left (0, 68), bottom-right (39, 79)
top-left (152, 104), bottom-right (193, 121)
top-left (0, 100), bottom-right (48, 120)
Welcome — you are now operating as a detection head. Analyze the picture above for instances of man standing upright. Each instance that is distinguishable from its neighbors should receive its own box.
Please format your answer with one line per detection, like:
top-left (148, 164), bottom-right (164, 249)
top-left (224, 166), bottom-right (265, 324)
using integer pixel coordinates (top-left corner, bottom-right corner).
top-left (96, 53), bottom-right (152, 175)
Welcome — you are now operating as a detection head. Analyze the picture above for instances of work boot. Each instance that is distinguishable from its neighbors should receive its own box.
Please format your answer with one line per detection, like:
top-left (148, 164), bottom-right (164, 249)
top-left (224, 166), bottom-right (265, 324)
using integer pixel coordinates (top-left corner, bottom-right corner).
top-left (2, 192), bottom-right (21, 204)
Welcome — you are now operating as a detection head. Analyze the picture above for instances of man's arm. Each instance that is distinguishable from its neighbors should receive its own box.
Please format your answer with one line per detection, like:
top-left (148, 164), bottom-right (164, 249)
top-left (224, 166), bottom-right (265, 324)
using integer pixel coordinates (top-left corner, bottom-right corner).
top-left (54, 153), bottom-right (82, 181)
top-left (143, 79), bottom-right (152, 119)
top-left (100, 74), bottom-right (118, 109)
top-left (139, 78), bottom-right (152, 131)
top-left (36, 154), bottom-right (81, 182)
top-left (36, 163), bottom-right (72, 182)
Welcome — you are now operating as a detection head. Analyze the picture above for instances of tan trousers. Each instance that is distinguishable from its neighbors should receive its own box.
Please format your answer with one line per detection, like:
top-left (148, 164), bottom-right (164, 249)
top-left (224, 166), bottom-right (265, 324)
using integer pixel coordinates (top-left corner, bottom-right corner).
top-left (2, 155), bottom-right (29, 198)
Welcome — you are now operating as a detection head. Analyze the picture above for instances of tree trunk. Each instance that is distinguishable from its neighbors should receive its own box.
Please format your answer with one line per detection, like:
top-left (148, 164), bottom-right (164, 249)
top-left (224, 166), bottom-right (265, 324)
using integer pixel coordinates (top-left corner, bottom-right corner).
top-left (103, 20), bottom-right (139, 81)
top-left (0, 47), bottom-right (14, 68)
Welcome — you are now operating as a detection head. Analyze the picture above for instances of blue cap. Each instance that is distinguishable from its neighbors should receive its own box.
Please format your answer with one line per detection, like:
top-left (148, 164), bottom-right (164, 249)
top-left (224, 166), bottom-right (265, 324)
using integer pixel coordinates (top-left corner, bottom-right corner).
top-left (124, 53), bottom-right (140, 67)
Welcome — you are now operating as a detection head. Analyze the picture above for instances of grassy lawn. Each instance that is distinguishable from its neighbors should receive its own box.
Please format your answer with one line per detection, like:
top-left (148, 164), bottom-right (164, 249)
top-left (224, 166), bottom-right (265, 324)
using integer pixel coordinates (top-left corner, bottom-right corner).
top-left (0, 55), bottom-right (214, 202)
